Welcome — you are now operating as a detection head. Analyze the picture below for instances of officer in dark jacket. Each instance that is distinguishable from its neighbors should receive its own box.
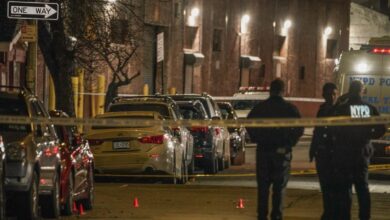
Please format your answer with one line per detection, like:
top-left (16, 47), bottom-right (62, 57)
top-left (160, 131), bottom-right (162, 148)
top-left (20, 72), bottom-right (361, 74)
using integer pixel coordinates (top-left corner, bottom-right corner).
top-left (309, 83), bottom-right (338, 220)
top-left (331, 80), bottom-right (386, 220)
top-left (247, 79), bottom-right (303, 220)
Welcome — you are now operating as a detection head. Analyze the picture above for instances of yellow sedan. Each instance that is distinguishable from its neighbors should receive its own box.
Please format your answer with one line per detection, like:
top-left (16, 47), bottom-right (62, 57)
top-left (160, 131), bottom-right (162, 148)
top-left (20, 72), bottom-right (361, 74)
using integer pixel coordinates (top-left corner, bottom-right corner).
top-left (85, 111), bottom-right (186, 183)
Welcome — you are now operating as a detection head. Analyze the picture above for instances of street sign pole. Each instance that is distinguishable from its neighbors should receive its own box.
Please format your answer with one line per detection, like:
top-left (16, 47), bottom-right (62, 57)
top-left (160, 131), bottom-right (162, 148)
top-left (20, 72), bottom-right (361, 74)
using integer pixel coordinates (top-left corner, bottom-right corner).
top-left (157, 32), bottom-right (164, 93)
top-left (26, 20), bottom-right (37, 92)
top-left (7, 1), bottom-right (59, 20)
top-left (7, 1), bottom-right (59, 93)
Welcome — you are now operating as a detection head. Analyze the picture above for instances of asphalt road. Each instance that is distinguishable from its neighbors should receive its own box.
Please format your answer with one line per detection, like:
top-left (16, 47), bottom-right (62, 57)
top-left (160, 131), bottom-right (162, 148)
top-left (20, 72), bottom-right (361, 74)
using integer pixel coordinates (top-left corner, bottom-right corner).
top-left (55, 142), bottom-right (390, 220)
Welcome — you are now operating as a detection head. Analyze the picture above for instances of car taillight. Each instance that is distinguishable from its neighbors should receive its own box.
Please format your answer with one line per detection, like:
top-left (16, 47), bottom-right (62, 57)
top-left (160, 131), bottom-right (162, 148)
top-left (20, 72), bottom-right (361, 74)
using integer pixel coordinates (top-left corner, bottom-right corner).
top-left (191, 127), bottom-right (209, 133)
top-left (138, 135), bottom-right (164, 144)
top-left (44, 146), bottom-right (59, 157)
top-left (215, 128), bottom-right (221, 135)
top-left (385, 145), bottom-right (390, 155)
top-left (371, 48), bottom-right (390, 54)
top-left (195, 154), bottom-right (204, 158)
top-left (89, 139), bottom-right (104, 146)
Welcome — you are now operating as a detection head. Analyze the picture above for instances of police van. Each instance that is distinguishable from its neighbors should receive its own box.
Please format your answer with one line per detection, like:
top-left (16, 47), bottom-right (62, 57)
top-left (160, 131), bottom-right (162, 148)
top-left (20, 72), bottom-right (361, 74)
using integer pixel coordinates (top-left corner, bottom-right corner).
top-left (335, 36), bottom-right (390, 163)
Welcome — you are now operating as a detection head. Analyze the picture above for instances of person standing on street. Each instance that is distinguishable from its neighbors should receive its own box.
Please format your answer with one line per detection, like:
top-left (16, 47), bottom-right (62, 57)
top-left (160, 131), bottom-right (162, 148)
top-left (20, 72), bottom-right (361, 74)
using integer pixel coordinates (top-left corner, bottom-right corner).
top-left (309, 83), bottom-right (338, 220)
top-left (247, 79), bottom-right (304, 220)
top-left (331, 80), bottom-right (386, 220)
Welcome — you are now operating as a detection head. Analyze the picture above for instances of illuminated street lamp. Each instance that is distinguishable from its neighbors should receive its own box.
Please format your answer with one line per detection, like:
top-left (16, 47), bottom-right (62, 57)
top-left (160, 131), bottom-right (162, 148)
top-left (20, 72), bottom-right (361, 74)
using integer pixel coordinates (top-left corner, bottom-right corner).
top-left (241, 14), bottom-right (250, 34)
top-left (188, 7), bottom-right (200, 27)
top-left (324, 26), bottom-right (332, 37)
top-left (282, 19), bottom-right (292, 36)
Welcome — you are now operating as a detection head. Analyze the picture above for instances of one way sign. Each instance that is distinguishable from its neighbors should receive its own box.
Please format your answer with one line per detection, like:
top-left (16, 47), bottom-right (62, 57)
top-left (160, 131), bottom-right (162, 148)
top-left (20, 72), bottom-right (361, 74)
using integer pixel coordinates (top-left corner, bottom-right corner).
top-left (7, 1), bottom-right (59, 20)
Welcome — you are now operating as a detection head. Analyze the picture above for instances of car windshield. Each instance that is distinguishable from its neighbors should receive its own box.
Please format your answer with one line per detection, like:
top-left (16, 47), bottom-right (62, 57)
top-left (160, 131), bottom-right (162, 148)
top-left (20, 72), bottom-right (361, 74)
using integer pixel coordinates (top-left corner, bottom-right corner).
top-left (108, 103), bottom-right (170, 119)
top-left (173, 97), bottom-right (212, 117)
top-left (231, 100), bottom-right (261, 110)
top-left (178, 106), bottom-right (205, 119)
top-left (0, 97), bottom-right (31, 133)
top-left (219, 106), bottom-right (234, 119)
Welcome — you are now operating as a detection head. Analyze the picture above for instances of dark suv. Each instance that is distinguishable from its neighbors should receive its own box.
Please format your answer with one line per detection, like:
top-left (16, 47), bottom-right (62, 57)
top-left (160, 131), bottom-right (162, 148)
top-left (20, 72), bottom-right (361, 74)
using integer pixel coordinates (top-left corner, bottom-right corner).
top-left (171, 94), bottom-right (231, 171)
top-left (0, 88), bottom-right (61, 219)
top-left (217, 102), bottom-right (246, 165)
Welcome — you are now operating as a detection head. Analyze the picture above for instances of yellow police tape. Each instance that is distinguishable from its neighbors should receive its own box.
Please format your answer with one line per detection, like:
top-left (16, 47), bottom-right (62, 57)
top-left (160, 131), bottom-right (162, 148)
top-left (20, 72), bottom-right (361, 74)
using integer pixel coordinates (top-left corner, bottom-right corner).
top-left (0, 115), bottom-right (390, 127)
top-left (93, 164), bottom-right (390, 179)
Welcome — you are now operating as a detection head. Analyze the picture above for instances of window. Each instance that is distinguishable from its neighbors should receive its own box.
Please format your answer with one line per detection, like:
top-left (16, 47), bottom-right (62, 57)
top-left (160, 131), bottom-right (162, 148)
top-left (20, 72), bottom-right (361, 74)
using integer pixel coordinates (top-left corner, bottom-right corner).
top-left (299, 66), bottom-right (305, 80)
top-left (212, 29), bottom-right (222, 52)
top-left (184, 26), bottom-right (198, 49)
top-left (259, 64), bottom-right (266, 78)
top-left (274, 35), bottom-right (286, 56)
top-left (110, 19), bottom-right (129, 44)
top-left (326, 39), bottom-right (338, 59)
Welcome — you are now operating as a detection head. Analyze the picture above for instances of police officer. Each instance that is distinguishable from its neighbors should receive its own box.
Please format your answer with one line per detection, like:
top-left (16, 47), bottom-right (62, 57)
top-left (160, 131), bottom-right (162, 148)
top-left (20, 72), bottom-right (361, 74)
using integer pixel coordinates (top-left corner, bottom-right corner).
top-left (247, 79), bottom-right (303, 220)
top-left (331, 80), bottom-right (386, 220)
top-left (309, 83), bottom-right (338, 220)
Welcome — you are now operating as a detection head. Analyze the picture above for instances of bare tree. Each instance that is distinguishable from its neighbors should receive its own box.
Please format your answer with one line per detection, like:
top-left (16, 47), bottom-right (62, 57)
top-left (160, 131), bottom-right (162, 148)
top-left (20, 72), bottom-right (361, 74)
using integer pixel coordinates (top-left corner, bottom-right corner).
top-left (38, 0), bottom-right (144, 115)
top-left (68, 0), bottom-right (143, 110)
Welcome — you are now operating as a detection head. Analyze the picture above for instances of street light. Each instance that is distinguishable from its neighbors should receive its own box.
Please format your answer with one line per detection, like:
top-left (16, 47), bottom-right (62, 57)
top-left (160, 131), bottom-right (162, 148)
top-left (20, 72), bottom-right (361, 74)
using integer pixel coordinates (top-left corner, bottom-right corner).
top-left (282, 19), bottom-right (292, 36)
top-left (283, 20), bottom-right (292, 29)
top-left (188, 7), bottom-right (200, 27)
top-left (324, 26), bottom-right (332, 37)
top-left (241, 14), bottom-right (250, 34)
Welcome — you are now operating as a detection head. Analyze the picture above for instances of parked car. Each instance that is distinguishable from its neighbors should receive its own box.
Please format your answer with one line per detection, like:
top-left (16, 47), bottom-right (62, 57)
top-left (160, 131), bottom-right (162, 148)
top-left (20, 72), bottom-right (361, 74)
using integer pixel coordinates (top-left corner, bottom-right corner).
top-left (106, 96), bottom-right (194, 181)
top-left (171, 94), bottom-right (231, 171)
top-left (175, 100), bottom-right (220, 173)
top-left (217, 102), bottom-right (246, 165)
top-left (86, 111), bottom-right (186, 183)
top-left (0, 87), bottom-right (61, 219)
top-left (49, 110), bottom-right (94, 215)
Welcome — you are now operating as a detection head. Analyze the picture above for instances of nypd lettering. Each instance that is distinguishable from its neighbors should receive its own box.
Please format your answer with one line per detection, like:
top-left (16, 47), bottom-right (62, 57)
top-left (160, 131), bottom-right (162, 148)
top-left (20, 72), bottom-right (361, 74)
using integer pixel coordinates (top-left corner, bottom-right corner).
top-left (350, 105), bottom-right (371, 118)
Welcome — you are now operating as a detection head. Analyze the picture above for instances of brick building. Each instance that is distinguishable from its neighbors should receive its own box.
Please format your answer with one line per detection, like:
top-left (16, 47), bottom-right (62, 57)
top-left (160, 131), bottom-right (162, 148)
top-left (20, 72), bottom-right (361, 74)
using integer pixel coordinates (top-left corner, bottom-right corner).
top-left (0, 0), bottom-right (352, 105)
top-left (126, 0), bottom-right (351, 98)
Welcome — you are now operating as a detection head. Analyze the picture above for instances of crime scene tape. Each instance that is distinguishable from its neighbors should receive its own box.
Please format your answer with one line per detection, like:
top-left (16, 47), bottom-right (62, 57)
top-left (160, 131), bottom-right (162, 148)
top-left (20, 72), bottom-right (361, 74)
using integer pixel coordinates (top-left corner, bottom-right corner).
top-left (94, 164), bottom-right (390, 179)
top-left (0, 115), bottom-right (390, 127)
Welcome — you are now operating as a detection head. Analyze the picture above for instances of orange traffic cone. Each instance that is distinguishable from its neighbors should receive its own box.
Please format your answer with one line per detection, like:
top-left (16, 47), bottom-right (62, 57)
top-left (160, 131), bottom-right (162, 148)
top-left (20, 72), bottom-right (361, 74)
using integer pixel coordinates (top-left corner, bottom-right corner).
top-left (236, 198), bottom-right (245, 209)
top-left (72, 201), bottom-right (78, 214)
top-left (133, 197), bottom-right (139, 208)
top-left (79, 203), bottom-right (85, 215)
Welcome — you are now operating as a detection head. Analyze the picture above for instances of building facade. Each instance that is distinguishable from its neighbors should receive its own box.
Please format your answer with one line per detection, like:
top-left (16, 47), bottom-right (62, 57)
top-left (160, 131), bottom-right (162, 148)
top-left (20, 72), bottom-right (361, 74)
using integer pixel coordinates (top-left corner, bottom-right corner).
top-left (119, 0), bottom-right (351, 98)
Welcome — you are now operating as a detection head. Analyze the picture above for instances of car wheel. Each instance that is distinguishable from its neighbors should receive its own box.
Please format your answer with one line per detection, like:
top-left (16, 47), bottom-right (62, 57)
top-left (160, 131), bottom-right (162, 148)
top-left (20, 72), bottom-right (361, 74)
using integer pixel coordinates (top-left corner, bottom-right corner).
top-left (204, 154), bottom-right (218, 174)
top-left (41, 175), bottom-right (60, 218)
top-left (18, 171), bottom-right (39, 220)
top-left (213, 156), bottom-right (219, 174)
top-left (188, 156), bottom-right (195, 175)
top-left (178, 160), bottom-right (188, 184)
top-left (224, 154), bottom-right (231, 169)
top-left (61, 172), bottom-right (74, 216)
top-left (81, 167), bottom-right (94, 210)
top-left (218, 148), bottom-right (225, 171)
top-left (232, 151), bottom-right (245, 165)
